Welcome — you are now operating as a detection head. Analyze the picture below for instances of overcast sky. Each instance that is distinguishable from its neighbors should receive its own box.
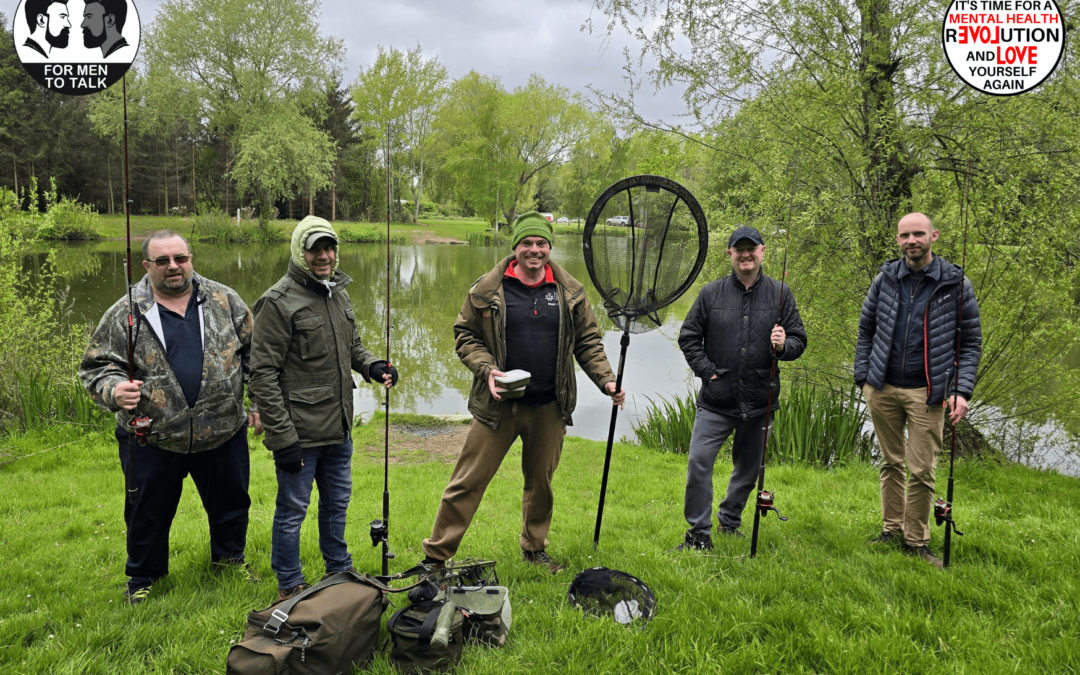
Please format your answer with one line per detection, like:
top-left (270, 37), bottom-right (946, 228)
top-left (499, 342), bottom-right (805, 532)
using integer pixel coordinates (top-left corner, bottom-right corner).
top-left (4, 0), bottom-right (690, 123)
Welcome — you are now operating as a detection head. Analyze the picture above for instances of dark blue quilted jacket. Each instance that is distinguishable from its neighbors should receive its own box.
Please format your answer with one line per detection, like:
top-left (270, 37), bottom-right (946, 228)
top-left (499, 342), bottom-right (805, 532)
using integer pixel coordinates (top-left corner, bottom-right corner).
top-left (855, 256), bottom-right (982, 404)
top-left (679, 271), bottom-right (807, 419)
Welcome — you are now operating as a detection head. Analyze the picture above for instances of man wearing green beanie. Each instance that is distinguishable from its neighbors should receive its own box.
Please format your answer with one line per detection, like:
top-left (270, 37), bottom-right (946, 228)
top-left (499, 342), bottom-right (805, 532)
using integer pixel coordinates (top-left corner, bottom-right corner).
top-left (421, 211), bottom-right (626, 573)
top-left (249, 216), bottom-right (399, 602)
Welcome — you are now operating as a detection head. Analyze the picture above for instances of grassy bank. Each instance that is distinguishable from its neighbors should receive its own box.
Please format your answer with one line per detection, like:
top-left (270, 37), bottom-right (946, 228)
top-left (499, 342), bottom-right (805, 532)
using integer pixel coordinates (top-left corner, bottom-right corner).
top-left (1, 420), bottom-right (1077, 674)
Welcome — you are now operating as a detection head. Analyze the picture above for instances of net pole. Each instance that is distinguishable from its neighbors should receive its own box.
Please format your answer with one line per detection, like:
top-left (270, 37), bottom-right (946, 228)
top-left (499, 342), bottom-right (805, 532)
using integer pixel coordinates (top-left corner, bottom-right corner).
top-left (122, 75), bottom-right (141, 506)
top-left (593, 328), bottom-right (630, 550)
top-left (382, 121), bottom-right (392, 575)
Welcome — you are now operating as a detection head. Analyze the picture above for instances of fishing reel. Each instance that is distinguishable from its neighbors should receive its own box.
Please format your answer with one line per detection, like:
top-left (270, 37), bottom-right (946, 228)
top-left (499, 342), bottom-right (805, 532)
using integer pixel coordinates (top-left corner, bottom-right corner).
top-left (756, 490), bottom-right (788, 521)
top-left (369, 518), bottom-right (393, 553)
top-left (933, 498), bottom-right (964, 535)
top-left (126, 415), bottom-right (153, 447)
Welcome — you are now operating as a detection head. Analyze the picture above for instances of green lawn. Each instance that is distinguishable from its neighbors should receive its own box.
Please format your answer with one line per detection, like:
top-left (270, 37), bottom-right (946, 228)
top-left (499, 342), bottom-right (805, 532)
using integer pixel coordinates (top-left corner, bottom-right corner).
top-left (1, 420), bottom-right (1077, 674)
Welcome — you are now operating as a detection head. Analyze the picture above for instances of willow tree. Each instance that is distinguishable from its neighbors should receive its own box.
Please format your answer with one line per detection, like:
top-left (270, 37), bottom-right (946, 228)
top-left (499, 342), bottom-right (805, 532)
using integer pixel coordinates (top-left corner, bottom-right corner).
top-left (142, 0), bottom-right (343, 215)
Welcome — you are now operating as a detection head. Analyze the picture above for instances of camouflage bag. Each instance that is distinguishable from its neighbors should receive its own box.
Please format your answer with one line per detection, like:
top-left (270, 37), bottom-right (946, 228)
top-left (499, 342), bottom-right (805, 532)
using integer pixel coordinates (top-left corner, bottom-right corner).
top-left (387, 599), bottom-right (465, 674)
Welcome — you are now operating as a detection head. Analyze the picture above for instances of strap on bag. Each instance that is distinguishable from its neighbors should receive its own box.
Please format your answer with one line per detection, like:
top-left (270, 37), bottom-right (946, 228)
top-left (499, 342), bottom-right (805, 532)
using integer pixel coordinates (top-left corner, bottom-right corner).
top-left (262, 574), bottom-right (356, 636)
top-left (387, 600), bottom-right (444, 652)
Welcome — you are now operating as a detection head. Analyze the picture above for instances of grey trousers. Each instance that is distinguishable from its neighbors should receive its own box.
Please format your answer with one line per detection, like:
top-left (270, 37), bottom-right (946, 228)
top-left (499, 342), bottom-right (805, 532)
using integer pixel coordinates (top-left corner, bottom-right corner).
top-left (684, 406), bottom-right (770, 535)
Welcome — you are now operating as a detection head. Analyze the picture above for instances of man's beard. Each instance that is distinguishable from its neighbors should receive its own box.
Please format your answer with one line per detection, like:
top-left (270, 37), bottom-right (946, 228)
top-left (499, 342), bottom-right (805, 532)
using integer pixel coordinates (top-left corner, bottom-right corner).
top-left (46, 26), bottom-right (70, 49)
top-left (905, 246), bottom-right (928, 263)
top-left (153, 273), bottom-right (193, 295)
top-left (83, 27), bottom-right (106, 49)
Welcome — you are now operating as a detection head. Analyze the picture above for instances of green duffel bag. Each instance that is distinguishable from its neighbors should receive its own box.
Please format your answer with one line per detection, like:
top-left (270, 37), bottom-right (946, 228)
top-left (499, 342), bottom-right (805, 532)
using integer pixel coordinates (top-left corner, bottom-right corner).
top-left (387, 600), bottom-right (465, 674)
top-left (447, 586), bottom-right (511, 646)
top-left (226, 572), bottom-right (387, 675)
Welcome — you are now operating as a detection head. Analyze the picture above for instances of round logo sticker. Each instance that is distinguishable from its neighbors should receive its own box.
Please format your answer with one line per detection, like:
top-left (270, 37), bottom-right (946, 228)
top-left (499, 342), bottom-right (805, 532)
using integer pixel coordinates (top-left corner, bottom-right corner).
top-left (942, 0), bottom-right (1065, 96)
top-left (11, 0), bottom-right (141, 96)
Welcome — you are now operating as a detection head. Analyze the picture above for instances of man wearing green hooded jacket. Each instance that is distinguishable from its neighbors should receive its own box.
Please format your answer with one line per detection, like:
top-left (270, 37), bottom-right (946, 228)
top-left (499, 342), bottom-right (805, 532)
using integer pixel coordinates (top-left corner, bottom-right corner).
top-left (249, 216), bottom-right (398, 602)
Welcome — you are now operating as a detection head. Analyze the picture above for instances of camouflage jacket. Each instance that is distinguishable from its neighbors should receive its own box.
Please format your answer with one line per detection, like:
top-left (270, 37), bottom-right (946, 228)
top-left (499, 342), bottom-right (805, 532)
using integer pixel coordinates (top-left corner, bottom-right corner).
top-left (79, 273), bottom-right (253, 453)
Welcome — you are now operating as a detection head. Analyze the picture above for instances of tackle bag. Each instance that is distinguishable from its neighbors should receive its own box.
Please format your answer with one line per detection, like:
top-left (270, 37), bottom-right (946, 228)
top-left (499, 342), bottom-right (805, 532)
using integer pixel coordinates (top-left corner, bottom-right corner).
top-left (226, 571), bottom-right (387, 675)
top-left (447, 585), bottom-right (511, 646)
top-left (387, 599), bottom-right (465, 674)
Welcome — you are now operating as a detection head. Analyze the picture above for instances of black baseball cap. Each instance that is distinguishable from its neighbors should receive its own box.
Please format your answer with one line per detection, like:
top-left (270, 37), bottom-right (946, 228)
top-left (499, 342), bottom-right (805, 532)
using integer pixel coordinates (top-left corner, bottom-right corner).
top-left (728, 225), bottom-right (764, 248)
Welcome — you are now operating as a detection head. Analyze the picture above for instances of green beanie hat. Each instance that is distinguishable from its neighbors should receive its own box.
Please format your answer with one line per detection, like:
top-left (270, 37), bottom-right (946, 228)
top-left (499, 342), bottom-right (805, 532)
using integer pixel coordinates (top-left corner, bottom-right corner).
top-left (511, 211), bottom-right (554, 249)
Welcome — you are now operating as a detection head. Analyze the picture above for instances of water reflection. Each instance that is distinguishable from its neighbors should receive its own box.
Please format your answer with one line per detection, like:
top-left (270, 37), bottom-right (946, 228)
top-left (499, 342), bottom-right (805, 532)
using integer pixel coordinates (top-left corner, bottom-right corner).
top-left (22, 235), bottom-right (704, 442)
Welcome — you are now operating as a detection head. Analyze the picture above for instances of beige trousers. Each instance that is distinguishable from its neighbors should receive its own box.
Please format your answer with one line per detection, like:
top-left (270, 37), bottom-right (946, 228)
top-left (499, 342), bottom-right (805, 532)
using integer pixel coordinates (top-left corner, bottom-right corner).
top-left (422, 402), bottom-right (565, 561)
top-left (864, 383), bottom-right (945, 547)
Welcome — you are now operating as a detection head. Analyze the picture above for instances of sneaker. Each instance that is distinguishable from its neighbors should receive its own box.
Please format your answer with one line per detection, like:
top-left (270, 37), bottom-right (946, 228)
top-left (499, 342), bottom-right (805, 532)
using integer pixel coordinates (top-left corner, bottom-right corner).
top-left (717, 524), bottom-right (745, 538)
top-left (319, 567), bottom-right (355, 582)
top-left (870, 531), bottom-right (899, 545)
top-left (420, 555), bottom-right (446, 569)
top-left (124, 584), bottom-right (153, 606)
top-left (275, 583), bottom-right (310, 604)
top-left (522, 548), bottom-right (564, 574)
top-left (211, 559), bottom-right (259, 583)
top-left (904, 544), bottom-right (944, 569)
top-left (671, 532), bottom-right (714, 552)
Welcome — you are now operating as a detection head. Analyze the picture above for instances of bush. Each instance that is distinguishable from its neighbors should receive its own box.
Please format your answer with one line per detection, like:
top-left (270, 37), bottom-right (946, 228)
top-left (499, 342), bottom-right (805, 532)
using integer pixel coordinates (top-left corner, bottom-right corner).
top-left (632, 383), bottom-right (875, 466)
top-left (338, 223), bottom-right (408, 244)
top-left (465, 230), bottom-right (510, 246)
top-left (36, 197), bottom-right (102, 241)
top-left (190, 210), bottom-right (287, 243)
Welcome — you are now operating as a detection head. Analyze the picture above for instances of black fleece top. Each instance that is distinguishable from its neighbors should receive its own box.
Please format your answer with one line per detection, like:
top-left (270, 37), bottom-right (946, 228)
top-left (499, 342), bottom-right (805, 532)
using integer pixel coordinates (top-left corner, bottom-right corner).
top-left (503, 269), bottom-right (560, 406)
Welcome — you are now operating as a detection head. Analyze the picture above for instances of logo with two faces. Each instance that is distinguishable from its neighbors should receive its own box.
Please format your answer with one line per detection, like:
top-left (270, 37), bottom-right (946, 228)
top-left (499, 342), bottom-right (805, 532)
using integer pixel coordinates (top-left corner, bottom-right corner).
top-left (11, 0), bottom-right (140, 95)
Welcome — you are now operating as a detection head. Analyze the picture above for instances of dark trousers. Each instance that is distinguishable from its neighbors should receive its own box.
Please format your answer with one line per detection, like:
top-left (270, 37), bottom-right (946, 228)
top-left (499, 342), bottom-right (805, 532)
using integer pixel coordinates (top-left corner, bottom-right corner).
top-left (117, 424), bottom-right (251, 584)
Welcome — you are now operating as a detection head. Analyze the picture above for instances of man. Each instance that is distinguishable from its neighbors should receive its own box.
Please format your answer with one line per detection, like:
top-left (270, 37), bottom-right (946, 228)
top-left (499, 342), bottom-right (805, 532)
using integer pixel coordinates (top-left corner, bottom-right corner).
top-left (23, 0), bottom-right (70, 58)
top-left (856, 212), bottom-right (982, 568)
top-left (675, 225), bottom-right (807, 551)
top-left (249, 216), bottom-right (397, 603)
top-left (80, 230), bottom-right (260, 605)
top-left (81, 0), bottom-right (130, 57)
top-left (421, 212), bottom-right (625, 573)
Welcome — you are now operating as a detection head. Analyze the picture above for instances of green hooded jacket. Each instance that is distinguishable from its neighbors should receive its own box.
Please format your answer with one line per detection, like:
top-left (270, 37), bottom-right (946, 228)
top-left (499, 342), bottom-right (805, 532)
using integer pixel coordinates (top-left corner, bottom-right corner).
top-left (455, 255), bottom-right (616, 429)
top-left (248, 217), bottom-right (381, 450)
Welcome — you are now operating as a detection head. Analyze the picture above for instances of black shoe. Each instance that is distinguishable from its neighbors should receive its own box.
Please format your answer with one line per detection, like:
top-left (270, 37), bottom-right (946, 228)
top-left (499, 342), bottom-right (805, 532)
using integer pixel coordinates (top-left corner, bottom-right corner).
top-left (717, 524), bottom-right (745, 538)
top-left (421, 555), bottom-right (446, 569)
top-left (124, 584), bottom-right (153, 606)
top-left (522, 548), bottom-right (564, 574)
top-left (319, 566), bottom-right (355, 582)
top-left (904, 544), bottom-right (944, 569)
top-left (211, 559), bottom-right (259, 583)
top-left (870, 531), bottom-right (899, 545)
top-left (672, 532), bottom-right (714, 552)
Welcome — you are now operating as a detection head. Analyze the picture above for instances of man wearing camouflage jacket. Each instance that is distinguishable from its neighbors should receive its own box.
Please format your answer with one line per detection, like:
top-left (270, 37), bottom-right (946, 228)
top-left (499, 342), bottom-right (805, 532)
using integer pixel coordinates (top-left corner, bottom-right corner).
top-left (80, 230), bottom-right (261, 605)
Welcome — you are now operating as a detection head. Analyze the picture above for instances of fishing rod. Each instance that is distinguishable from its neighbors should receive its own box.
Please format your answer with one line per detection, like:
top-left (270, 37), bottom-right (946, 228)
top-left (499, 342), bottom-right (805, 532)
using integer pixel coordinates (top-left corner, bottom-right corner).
top-left (369, 121), bottom-right (395, 575)
top-left (935, 164), bottom-right (971, 567)
top-left (749, 162), bottom-right (798, 559)
top-left (121, 75), bottom-right (153, 504)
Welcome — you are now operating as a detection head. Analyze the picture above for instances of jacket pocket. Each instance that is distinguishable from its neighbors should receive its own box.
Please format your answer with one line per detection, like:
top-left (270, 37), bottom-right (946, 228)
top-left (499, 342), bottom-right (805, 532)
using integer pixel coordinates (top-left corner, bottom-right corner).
top-left (287, 384), bottom-right (339, 442)
top-left (294, 315), bottom-right (330, 360)
top-left (701, 368), bottom-right (733, 408)
top-left (749, 367), bottom-right (780, 410)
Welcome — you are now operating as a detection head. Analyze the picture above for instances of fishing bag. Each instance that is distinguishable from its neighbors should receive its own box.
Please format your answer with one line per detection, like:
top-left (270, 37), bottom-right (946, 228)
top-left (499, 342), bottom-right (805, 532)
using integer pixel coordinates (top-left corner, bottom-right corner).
top-left (387, 600), bottom-right (465, 674)
top-left (447, 585), bottom-right (512, 646)
top-left (226, 571), bottom-right (387, 675)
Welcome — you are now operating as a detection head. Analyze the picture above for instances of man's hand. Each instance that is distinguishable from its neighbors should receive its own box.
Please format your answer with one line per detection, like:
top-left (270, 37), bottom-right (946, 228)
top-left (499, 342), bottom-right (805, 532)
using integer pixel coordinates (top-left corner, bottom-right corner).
top-left (273, 442), bottom-right (304, 474)
top-left (487, 369), bottom-right (507, 401)
top-left (114, 380), bottom-right (143, 411)
top-left (605, 381), bottom-right (626, 409)
top-left (370, 361), bottom-right (399, 390)
top-left (248, 412), bottom-right (263, 436)
top-left (946, 394), bottom-right (970, 425)
top-left (771, 324), bottom-right (786, 353)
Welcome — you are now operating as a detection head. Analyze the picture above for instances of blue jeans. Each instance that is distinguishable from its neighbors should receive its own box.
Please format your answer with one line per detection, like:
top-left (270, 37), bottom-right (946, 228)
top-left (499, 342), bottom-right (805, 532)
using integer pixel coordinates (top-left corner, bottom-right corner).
top-left (271, 435), bottom-right (354, 589)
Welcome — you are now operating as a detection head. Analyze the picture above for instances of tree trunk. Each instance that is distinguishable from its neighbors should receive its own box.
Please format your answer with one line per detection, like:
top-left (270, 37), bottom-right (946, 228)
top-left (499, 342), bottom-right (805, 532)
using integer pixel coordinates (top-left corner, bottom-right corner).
top-left (308, 181), bottom-right (313, 216)
top-left (107, 153), bottom-right (114, 215)
top-left (413, 150), bottom-right (425, 223)
top-left (331, 169), bottom-right (336, 221)
top-left (192, 137), bottom-right (196, 212)
top-left (12, 158), bottom-right (17, 207)
top-left (163, 162), bottom-right (169, 216)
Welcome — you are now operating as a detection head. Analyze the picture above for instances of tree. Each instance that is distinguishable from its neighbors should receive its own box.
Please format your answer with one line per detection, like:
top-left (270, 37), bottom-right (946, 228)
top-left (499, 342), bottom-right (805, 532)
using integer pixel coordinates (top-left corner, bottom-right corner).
top-left (143, 0), bottom-right (343, 213)
top-left (352, 45), bottom-right (449, 223)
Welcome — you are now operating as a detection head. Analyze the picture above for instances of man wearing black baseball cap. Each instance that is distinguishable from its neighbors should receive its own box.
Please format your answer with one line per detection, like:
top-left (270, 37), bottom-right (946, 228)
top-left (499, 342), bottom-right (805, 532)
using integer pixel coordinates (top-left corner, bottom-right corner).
top-left (674, 225), bottom-right (807, 551)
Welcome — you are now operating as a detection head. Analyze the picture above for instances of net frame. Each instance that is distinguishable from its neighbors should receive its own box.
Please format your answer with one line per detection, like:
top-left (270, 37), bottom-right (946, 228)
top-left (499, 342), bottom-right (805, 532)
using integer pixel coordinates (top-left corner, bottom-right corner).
top-left (567, 567), bottom-right (657, 627)
top-left (582, 174), bottom-right (709, 332)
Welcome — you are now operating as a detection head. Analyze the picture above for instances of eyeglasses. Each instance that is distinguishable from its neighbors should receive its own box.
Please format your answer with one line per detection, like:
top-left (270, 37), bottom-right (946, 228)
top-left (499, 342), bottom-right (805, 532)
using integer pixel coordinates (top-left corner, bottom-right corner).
top-left (149, 255), bottom-right (192, 267)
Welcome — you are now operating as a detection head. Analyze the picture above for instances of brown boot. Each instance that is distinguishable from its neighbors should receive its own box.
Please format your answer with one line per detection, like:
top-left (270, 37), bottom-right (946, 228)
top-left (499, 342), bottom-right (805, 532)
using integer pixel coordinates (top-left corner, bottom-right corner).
top-left (522, 548), bottom-right (564, 574)
top-left (904, 544), bottom-right (944, 569)
top-left (275, 582), bottom-right (309, 604)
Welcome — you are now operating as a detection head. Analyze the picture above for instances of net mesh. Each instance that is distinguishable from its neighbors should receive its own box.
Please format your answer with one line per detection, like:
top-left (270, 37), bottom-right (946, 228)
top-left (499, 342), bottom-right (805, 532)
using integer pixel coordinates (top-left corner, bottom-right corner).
top-left (567, 567), bottom-right (656, 626)
top-left (583, 176), bottom-right (708, 334)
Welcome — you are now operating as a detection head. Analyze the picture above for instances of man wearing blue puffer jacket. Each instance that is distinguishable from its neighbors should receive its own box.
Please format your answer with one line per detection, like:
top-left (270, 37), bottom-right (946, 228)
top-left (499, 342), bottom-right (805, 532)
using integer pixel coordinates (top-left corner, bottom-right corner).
top-left (856, 212), bottom-right (982, 568)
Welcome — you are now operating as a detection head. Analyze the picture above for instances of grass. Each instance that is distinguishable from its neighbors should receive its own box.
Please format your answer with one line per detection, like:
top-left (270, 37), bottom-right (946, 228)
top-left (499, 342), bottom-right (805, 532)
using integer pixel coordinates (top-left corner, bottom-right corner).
top-left (1, 419), bottom-right (1078, 673)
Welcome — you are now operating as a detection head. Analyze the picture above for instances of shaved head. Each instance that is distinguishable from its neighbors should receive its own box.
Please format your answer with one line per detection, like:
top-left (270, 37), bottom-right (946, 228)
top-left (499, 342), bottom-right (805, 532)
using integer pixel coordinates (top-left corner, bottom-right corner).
top-left (898, 212), bottom-right (933, 232)
top-left (896, 211), bottom-right (939, 271)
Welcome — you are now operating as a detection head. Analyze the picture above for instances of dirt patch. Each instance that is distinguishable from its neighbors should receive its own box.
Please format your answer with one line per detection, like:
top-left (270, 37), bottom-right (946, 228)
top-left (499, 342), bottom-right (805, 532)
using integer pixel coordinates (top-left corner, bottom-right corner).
top-left (408, 231), bottom-right (468, 245)
top-left (364, 424), bottom-right (469, 464)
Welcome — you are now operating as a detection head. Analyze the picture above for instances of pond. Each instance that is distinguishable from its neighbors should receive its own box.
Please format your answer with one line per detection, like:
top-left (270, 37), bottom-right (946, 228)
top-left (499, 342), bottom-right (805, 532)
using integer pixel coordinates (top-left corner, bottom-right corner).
top-left (22, 234), bottom-right (706, 444)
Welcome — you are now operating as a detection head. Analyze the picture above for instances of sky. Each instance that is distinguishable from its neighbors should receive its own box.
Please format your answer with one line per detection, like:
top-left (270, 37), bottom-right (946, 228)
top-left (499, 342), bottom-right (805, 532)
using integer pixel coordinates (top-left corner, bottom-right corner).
top-left (3, 0), bottom-right (691, 124)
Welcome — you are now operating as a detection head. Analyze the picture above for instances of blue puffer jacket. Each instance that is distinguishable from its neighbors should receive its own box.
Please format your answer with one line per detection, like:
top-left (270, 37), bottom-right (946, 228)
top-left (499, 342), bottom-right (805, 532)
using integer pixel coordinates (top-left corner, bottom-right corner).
top-left (855, 256), bottom-right (982, 404)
